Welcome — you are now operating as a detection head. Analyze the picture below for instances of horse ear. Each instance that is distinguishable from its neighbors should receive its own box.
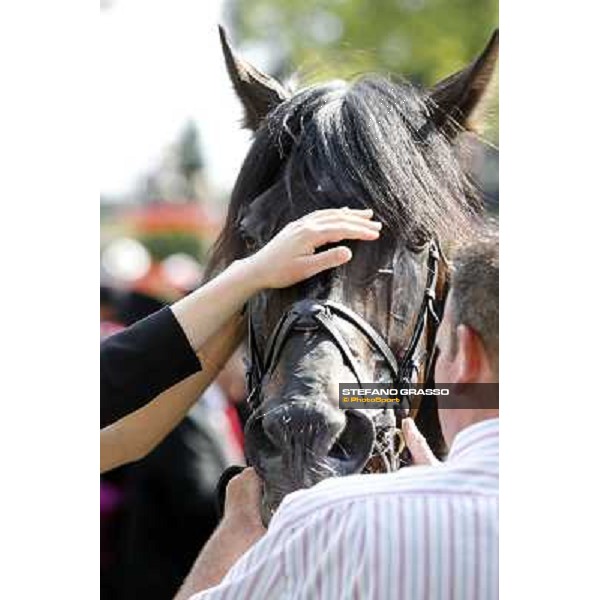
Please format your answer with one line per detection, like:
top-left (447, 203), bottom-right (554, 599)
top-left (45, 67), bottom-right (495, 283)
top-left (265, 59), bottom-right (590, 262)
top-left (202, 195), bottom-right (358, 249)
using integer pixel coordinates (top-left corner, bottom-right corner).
top-left (218, 25), bottom-right (290, 131)
top-left (429, 29), bottom-right (498, 135)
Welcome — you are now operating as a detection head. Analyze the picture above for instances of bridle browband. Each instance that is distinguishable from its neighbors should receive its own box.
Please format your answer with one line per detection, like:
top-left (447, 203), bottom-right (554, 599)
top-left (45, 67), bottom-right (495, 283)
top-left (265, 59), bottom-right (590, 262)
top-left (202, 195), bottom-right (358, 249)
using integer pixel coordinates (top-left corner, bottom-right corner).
top-left (244, 238), bottom-right (448, 468)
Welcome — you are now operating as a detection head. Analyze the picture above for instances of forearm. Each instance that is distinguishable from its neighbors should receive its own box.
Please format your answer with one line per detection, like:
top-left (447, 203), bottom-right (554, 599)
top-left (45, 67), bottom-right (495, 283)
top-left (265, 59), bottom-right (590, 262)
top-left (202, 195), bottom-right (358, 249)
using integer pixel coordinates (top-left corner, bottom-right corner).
top-left (100, 315), bottom-right (245, 473)
top-left (100, 372), bottom-right (205, 473)
top-left (100, 307), bottom-right (201, 426)
top-left (174, 516), bottom-right (265, 599)
top-left (171, 259), bottom-right (257, 353)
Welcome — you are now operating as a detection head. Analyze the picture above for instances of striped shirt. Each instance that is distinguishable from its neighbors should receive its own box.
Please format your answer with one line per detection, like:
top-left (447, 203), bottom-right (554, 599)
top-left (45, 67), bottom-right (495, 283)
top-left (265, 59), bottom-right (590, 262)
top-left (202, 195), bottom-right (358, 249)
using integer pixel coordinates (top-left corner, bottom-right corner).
top-left (193, 418), bottom-right (499, 600)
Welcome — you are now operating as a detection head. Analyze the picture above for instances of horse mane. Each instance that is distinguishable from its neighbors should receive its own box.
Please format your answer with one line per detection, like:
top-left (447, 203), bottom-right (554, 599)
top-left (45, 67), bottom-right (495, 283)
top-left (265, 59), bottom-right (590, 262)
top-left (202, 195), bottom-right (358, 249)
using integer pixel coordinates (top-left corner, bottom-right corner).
top-left (208, 74), bottom-right (481, 275)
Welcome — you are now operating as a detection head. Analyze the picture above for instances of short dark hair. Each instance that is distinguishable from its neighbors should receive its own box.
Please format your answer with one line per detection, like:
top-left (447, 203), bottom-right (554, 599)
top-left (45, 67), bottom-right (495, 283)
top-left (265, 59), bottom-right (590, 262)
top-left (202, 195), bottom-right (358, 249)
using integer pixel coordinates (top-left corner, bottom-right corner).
top-left (449, 227), bottom-right (499, 368)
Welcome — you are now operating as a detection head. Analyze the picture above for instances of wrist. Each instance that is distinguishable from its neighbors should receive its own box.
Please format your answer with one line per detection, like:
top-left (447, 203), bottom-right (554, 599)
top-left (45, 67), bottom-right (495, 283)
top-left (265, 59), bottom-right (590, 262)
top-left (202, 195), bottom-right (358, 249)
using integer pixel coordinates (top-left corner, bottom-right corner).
top-left (235, 255), bottom-right (270, 293)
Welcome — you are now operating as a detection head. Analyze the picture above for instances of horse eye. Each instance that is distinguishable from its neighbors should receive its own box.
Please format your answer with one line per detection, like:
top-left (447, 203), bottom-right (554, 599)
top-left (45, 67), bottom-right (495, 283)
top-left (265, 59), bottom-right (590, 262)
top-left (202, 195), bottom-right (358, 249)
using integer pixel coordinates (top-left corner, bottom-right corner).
top-left (238, 223), bottom-right (259, 252)
top-left (245, 236), bottom-right (258, 252)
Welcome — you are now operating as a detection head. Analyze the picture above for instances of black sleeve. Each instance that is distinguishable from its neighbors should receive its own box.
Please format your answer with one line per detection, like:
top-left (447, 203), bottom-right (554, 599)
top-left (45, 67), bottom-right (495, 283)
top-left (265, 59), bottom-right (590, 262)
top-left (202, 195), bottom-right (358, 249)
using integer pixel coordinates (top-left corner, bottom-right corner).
top-left (101, 307), bottom-right (201, 427)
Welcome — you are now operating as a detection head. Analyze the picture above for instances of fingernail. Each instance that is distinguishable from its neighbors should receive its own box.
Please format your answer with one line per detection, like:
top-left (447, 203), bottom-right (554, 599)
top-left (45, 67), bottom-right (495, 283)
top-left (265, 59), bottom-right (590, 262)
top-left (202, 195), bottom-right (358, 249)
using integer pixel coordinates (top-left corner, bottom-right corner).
top-left (340, 247), bottom-right (352, 261)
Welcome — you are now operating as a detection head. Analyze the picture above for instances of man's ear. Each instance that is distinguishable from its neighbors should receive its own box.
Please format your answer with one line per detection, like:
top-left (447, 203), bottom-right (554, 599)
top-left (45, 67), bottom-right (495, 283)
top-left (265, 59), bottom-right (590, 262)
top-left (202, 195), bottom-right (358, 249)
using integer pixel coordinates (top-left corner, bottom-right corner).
top-left (218, 25), bottom-right (291, 131)
top-left (429, 29), bottom-right (498, 136)
top-left (454, 324), bottom-right (485, 384)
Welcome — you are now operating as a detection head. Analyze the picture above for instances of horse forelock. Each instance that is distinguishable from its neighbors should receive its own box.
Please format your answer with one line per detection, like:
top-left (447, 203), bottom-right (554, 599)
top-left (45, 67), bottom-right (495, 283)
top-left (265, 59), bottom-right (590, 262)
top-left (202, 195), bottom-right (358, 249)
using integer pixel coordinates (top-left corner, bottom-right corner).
top-left (208, 73), bottom-right (481, 279)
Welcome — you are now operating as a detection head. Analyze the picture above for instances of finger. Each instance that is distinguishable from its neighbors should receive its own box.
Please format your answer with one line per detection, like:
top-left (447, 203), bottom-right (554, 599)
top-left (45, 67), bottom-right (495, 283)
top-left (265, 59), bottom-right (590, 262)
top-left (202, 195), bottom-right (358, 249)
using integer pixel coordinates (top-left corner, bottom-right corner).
top-left (297, 246), bottom-right (353, 279)
top-left (228, 467), bottom-right (258, 489)
top-left (302, 207), bottom-right (374, 222)
top-left (402, 418), bottom-right (438, 466)
top-left (314, 213), bottom-right (383, 230)
top-left (226, 468), bottom-right (262, 503)
top-left (234, 467), bottom-right (261, 489)
top-left (224, 468), bottom-right (265, 526)
top-left (312, 223), bottom-right (381, 246)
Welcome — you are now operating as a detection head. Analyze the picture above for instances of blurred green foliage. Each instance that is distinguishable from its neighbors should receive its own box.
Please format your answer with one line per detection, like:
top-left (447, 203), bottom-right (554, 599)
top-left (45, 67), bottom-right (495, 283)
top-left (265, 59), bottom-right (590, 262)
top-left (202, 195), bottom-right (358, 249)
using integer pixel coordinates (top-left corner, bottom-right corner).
top-left (232, 0), bottom-right (498, 138)
top-left (138, 233), bottom-right (206, 262)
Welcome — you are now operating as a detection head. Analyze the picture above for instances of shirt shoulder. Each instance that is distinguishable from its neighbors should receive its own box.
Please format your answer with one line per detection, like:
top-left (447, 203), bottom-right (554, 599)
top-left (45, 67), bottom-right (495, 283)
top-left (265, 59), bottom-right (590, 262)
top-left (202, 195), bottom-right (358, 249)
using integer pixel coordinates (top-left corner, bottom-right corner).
top-left (270, 464), bottom-right (436, 526)
top-left (272, 457), bottom-right (498, 530)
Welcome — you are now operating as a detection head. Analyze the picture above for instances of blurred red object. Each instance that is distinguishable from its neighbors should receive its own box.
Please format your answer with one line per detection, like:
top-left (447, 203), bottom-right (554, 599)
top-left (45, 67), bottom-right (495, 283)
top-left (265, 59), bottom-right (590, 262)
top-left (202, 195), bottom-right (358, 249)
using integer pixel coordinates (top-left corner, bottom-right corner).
top-left (100, 320), bottom-right (124, 340)
top-left (225, 403), bottom-right (244, 455)
top-left (126, 202), bottom-right (219, 236)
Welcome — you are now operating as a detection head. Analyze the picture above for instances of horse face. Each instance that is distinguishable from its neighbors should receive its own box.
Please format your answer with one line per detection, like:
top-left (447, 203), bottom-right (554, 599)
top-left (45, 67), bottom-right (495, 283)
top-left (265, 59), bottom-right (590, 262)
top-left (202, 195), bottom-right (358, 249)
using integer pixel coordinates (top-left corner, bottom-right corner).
top-left (243, 268), bottom-right (399, 519)
top-left (241, 214), bottom-right (430, 521)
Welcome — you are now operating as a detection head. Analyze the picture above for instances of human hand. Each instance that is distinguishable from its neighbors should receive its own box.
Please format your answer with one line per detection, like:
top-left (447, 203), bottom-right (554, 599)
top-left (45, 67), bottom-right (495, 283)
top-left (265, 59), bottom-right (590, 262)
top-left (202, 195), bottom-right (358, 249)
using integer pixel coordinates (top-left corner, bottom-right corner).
top-left (244, 207), bottom-right (381, 289)
top-left (223, 467), bottom-right (266, 533)
top-left (402, 418), bottom-right (441, 466)
top-left (173, 468), bottom-right (266, 598)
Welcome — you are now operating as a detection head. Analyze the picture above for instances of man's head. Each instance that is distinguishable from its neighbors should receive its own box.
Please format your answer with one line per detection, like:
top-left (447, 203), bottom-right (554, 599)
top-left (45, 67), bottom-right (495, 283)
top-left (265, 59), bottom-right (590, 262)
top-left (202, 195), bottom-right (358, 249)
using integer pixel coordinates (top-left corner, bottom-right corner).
top-left (434, 228), bottom-right (499, 443)
top-left (436, 229), bottom-right (499, 383)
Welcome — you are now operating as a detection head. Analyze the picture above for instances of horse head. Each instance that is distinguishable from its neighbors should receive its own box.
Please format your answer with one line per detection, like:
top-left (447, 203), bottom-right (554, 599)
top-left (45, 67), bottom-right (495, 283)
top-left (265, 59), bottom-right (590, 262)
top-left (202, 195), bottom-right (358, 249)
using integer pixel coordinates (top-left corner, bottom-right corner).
top-left (210, 27), bottom-right (498, 522)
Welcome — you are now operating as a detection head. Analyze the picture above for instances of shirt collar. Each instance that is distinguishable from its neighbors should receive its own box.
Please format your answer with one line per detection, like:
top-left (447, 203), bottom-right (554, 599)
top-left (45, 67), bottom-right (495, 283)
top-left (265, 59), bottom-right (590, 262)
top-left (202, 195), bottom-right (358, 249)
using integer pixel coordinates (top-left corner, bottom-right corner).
top-left (447, 417), bottom-right (499, 462)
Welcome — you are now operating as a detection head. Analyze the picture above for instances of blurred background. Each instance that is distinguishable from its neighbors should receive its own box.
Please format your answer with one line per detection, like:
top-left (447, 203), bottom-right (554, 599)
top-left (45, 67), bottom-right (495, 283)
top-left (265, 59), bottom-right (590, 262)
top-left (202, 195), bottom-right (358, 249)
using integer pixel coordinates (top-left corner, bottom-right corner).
top-left (100, 1), bottom-right (498, 598)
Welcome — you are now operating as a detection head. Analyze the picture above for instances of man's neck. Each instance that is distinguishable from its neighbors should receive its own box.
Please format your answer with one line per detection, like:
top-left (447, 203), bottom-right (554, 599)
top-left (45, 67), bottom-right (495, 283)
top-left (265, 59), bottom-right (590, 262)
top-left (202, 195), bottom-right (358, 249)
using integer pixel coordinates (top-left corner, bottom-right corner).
top-left (443, 408), bottom-right (499, 449)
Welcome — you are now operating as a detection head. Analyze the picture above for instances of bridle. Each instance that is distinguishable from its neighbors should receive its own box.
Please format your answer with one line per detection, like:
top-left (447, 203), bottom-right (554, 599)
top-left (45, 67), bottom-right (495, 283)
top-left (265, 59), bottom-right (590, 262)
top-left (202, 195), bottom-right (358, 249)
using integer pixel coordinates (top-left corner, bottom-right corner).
top-left (244, 238), bottom-right (449, 471)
